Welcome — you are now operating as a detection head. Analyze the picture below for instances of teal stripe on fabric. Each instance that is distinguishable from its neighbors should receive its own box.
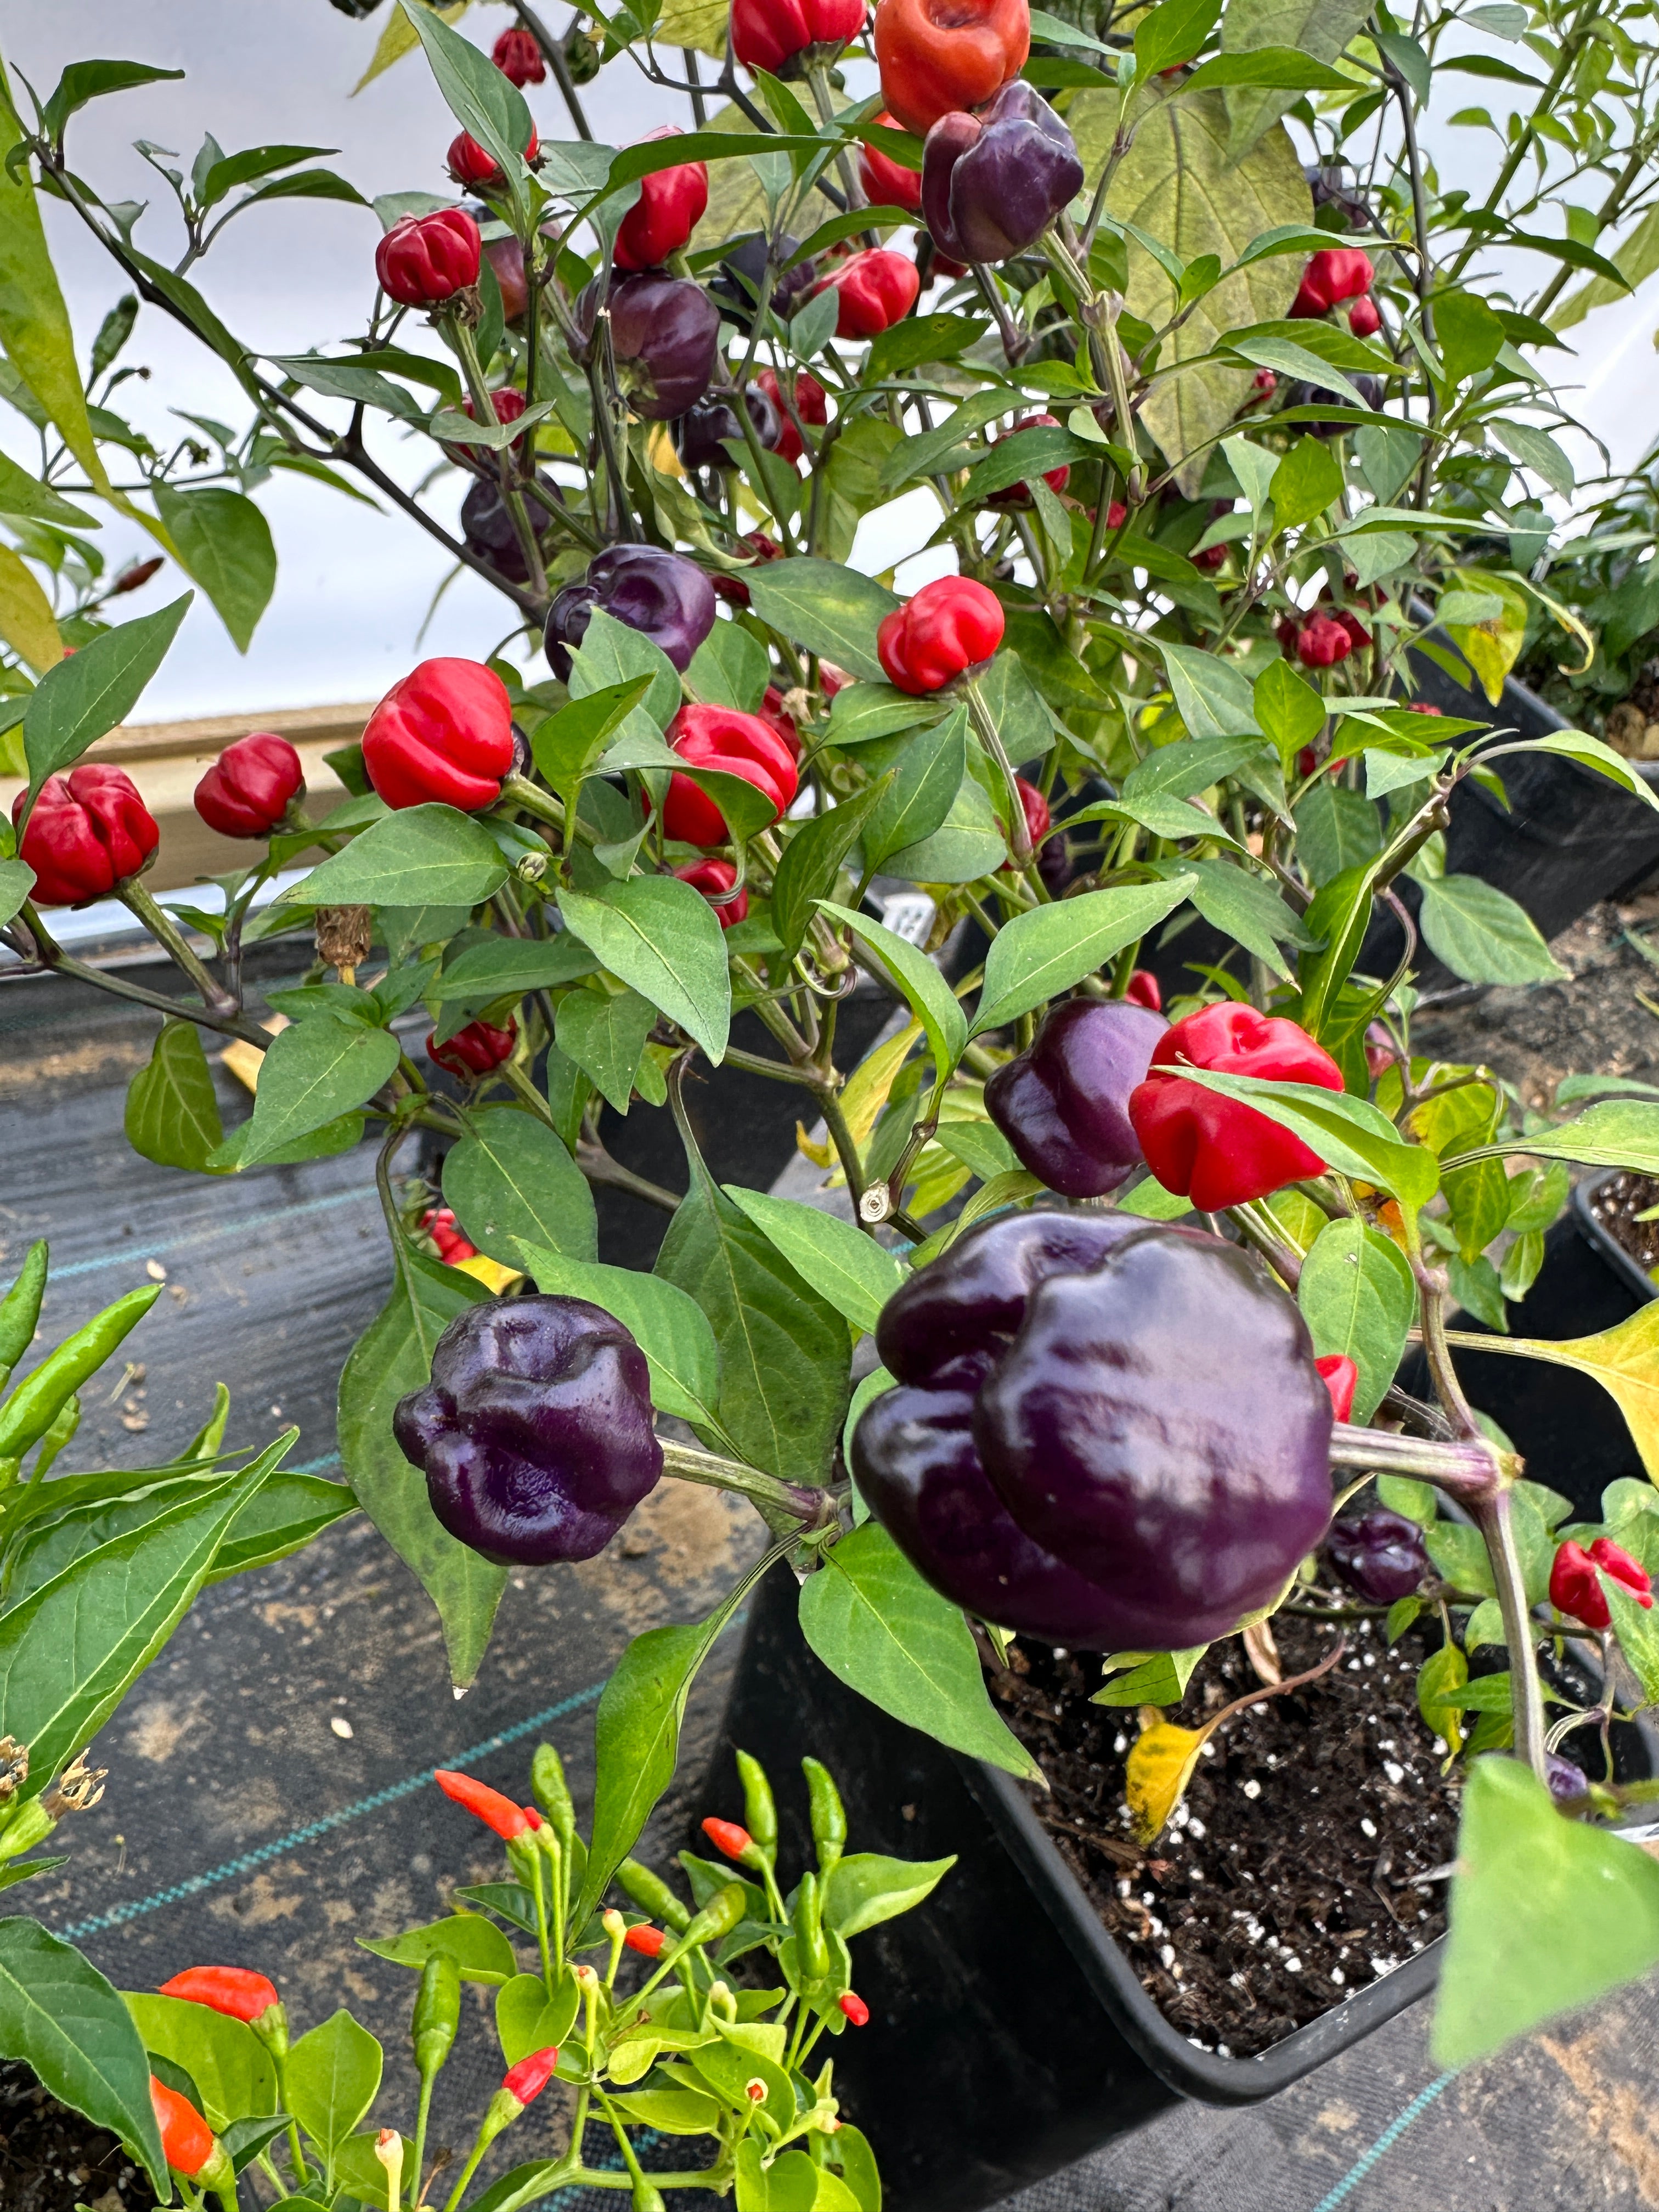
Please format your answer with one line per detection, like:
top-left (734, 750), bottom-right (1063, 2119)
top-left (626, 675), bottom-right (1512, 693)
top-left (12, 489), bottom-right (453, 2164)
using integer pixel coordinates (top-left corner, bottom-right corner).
top-left (55, 1677), bottom-right (606, 1941)
top-left (1307, 2075), bottom-right (1453, 2210)
top-left (52, 1183), bottom-right (377, 1279)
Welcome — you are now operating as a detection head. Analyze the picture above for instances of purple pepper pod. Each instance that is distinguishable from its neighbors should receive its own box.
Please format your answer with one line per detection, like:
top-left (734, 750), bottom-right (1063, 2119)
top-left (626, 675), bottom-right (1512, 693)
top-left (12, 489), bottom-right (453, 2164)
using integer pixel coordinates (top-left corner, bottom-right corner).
top-left (393, 1294), bottom-right (663, 1565)
top-left (544, 543), bottom-right (717, 678)
top-left (577, 270), bottom-right (720, 420)
top-left (1546, 1753), bottom-right (1589, 1802)
top-left (984, 997), bottom-right (1167, 1199)
top-left (1325, 1507), bottom-right (1431, 1604)
top-left (856, 1211), bottom-right (1334, 1649)
top-left (673, 385), bottom-right (782, 472)
top-left (922, 82), bottom-right (1085, 266)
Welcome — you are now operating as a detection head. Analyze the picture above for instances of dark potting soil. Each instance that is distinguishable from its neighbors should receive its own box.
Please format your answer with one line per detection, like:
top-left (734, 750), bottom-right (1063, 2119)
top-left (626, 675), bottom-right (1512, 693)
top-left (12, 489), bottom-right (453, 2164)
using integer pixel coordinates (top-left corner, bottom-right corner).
top-left (0, 2062), bottom-right (159, 2212)
top-left (986, 1613), bottom-right (1462, 2058)
top-left (1588, 1168), bottom-right (1659, 1276)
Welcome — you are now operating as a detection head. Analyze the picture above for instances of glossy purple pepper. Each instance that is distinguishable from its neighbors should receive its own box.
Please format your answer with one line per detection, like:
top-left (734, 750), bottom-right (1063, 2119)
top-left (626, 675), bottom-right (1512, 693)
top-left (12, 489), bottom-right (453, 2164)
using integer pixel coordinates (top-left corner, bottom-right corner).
top-left (673, 386), bottom-right (782, 471)
top-left (1546, 1753), bottom-right (1589, 1802)
top-left (855, 1211), bottom-right (1335, 1648)
top-left (392, 1295), bottom-right (662, 1565)
top-left (921, 82), bottom-right (1085, 266)
top-left (545, 543), bottom-right (717, 678)
top-left (984, 997), bottom-right (1166, 1199)
top-left (1324, 1508), bottom-right (1430, 1605)
top-left (577, 271), bottom-right (719, 421)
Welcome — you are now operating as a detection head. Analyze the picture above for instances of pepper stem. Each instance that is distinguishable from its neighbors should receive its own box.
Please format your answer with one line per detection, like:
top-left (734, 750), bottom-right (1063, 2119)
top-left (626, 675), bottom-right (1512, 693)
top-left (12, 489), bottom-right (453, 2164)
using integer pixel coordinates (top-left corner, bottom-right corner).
top-left (657, 1437), bottom-right (838, 1532)
top-left (1327, 1421), bottom-right (1511, 1502)
top-left (964, 678), bottom-right (1034, 868)
top-left (119, 881), bottom-right (238, 1016)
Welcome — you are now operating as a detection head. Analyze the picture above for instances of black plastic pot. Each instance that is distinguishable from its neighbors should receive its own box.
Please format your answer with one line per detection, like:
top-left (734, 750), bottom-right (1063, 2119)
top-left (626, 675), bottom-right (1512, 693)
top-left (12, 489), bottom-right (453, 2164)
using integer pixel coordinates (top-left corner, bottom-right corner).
top-left (701, 1573), bottom-right (1434, 2212)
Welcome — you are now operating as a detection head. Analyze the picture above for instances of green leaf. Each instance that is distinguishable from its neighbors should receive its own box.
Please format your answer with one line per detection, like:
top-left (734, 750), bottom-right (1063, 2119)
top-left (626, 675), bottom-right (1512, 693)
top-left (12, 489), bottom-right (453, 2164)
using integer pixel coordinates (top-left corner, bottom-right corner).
top-left (722, 1189), bottom-right (905, 1335)
top-left (531, 676), bottom-right (655, 799)
top-left (820, 1850), bottom-right (957, 1938)
top-left (442, 1107), bottom-right (597, 1265)
top-left (1178, 856), bottom-right (1316, 980)
top-left (241, 1015), bottom-right (400, 1168)
top-left (495, 1969), bottom-right (580, 2067)
top-left (557, 877), bottom-right (731, 1066)
top-left (337, 1249), bottom-right (503, 1690)
top-left (862, 709), bottom-right (966, 868)
top-left (770, 778), bottom-right (895, 960)
top-left (292, 804), bottom-right (509, 909)
top-left (816, 902), bottom-right (967, 1087)
top-left (0, 451), bottom-right (95, 531)
top-left (21, 595), bottom-right (191, 806)
top-left (150, 486), bottom-right (275, 652)
top-left (208, 1113), bottom-right (364, 1174)
top-left (571, 610), bottom-right (681, 736)
top-left (1293, 783), bottom-right (1382, 889)
top-left (1435, 289), bottom-right (1508, 385)
top-left (0, 1449), bottom-right (281, 1796)
top-left (744, 558), bottom-right (901, 684)
top-left (504, 1243), bottom-right (725, 1435)
top-left (577, 1550), bottom-right (781, 1926)
top-left (123, 1993), bottom-right (276, 2131)
top-left (285, 2009), bottom-right (383, 2153)
top-left (0, 1922), bottom-right (166, 2196)
top-left (1517, 1101), bottom-right (1659, 1177)
top-left (865, 313), bottom-right (989, 377)
top-left (1252, 657), bottom-right (1326, 763)
top-left (431, 933), bottom-right (598, 1003)
top-left (124, 1020), bottom-right (225, 1173)
top-left (885, 772), bottom-right (1007, 883)
top-left (1135, 0), bottom-right (1223, 75)
top-left (1418, 874), bottom-right (1566, 986)
top-left (0, 858), bottom-right (35, 931)
top-left (1489, 730), bottom-right (1659, 812)
top-left (970, 877), bottom-right (1197, 1036)
top-left (1091, 1646), bottom-right (1207, 1705)
top-left (1158, 639), bottom-right (1262, 740)
top-left (798, 1526), bottom-right (1043, 1782)
top-left (0, 92), bottom-right (110, 492)
top-left (554, 989), bottom-right (658, 1115)
top-left (1269, 435), bottom-right (1345, 529)
top-left (357, 1912), bottom-right (520, 1984)
top-left (397, 0), bottom-right (535, 191)
top-left (1182, 46), bottom-right (1350, 88)
top-left (687, 620), bottom-right (770, 712)
top-left (1171, 1065), bottom-right (1440, 1207)
top-left (1434, 1757), bottom-right (1659, 2067)
top-left (1297, 1218), bottom-right (1415, 1421)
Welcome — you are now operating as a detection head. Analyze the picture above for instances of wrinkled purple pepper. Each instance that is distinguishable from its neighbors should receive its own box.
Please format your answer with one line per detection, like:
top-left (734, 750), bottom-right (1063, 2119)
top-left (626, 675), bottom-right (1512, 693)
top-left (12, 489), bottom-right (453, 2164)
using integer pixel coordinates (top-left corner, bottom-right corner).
top-left (577, 270), bottom-right (720, 420)
top-left (1325, 1507), bottom-right (1430, 1604)
top-left (853, 1211), bottom-right (1335, 1649)
top-left (922, 82), bottom-right (1085, 266)
top-left (461, 471), bottom-right (555, 586)
top-left (674, 385), bottom-right (782, 471)
top-left (985, 997), bottom-right (1166, 1198)
top-left (712, 232), bottom-right (818, 324)
top-left (545, 543), bottom-right (717, 677)
top-left (393, 1295), bottom-right (662, 1565)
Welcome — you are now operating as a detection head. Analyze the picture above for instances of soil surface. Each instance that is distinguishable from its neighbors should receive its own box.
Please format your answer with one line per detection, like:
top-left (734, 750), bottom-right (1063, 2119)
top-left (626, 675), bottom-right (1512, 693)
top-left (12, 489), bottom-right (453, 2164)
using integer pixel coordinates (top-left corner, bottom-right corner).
top-left (1588, 1169), bottom-right (1659, 1276)
top-left (0, 2062), bottom-right (158, 2212)
top-left (988, 1614), bottom-right (1463, 2059)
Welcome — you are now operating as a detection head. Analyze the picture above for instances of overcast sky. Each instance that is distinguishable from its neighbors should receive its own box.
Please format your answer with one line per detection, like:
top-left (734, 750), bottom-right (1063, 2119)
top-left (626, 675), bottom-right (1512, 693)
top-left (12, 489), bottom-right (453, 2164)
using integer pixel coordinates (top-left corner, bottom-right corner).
top-left (3, 2), bottom-right (1651, 724)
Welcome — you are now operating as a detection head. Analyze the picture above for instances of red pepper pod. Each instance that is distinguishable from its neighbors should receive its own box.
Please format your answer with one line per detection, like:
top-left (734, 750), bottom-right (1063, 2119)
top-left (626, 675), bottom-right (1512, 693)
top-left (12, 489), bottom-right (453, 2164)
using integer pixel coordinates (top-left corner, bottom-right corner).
top-left (14, 764), bottom-right (160, 906)
top-left (859, 114), bottom-right (924, 212)
top-left (194, 733), bottom-right (304, 839)
top-left (1294, 613), bottom-right (1354, 669)
top-left (663, 702), bottom-right (799, 845)
top-left (362, 657), bottom-right (515, 812)
top-left (1550, 1537), bottom-right (1654, 1630)
top-left (753, 368), bottom-right (828, 465)
top-left (812, 247), bottom-right (920, 339)
top-left (730, 0), bottom-right (866, 76)
top-left (375, 210), bottom-right (481, 307)
top-left (493, 25), bottom-right (546, 83)
top-left (157, 1965), bottom-right (281, 2025)
top-left (988, 414), bottom-right (1069, 504)
top-left (702, 1815), bottom-right (755, 1861)
top-left (436, 1768), bottom-right (538, 1840)
top-left (1348, 295), bottom-right (1381, 337)
top-left (1124, 970), bottom-right (1161, 1012)
top-left (1128, 1002), bottom-right (1345, 1211)
top-left (501, 2046), bottom-right (560, 2108)
top-left (877, 575), bottom-right (1005, 694)
top-left (875, 0), bottom-right (1032, 135)
top-left (1314, 1353), bottom-right (1357, 1424)
top-left (839, 1992), bottom-right (870, 2025)
top-left (427, 1017), bottom-right (518, 1079)
top-left (614, 128), bottom-right (710, 270)
top-left (1289, 246), bottom-right (1374, 318)
top-left (150, 2078), bottom-right (232, 2190)
top-left (674, 857), bottom-right (750, 929)
top-left (624, 1922), bottom-right (667, 1956)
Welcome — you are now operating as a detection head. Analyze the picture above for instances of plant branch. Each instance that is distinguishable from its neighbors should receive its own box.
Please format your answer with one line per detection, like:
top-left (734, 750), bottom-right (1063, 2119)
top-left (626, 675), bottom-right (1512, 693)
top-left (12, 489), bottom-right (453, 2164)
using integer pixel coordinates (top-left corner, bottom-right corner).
top-left (658, 1437), bottom-right (838, 1531)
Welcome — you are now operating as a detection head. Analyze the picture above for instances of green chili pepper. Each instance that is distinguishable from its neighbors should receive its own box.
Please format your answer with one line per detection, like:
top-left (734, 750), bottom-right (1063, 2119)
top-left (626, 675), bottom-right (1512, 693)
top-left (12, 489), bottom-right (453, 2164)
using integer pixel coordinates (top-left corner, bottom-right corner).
top-left (802, 1758), bottom-right (847, 1880)
top-left (531, 1741), bottom-right (577, 1851)
top-left (676, 1881), bottom-right (747, 1951)
top-left (28, 1394), bottom-right (78, 1487)
top-left (793, 1869), bottom-right (831, 1982)
top-left (616, 1857), bottom-right (691, 1933)
top-left (0, 1284), bottom-right (160, 1462)
top-left (0, 1243), bottom-right (46, 1391)
top-left (734, 1749), bottom-right (777, 1864)
top-left (411, 1951), bottom-right (460, 2080)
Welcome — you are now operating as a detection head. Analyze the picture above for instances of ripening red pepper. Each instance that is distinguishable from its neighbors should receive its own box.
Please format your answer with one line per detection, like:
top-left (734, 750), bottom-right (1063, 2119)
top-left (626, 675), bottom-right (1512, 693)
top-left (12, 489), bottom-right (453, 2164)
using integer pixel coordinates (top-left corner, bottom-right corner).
top-left (447, 129), bottom-right (539, 189)
top-left (663, 702), bottom-right (799, 845)
top-left (501, 2047), bottom-right (560, 2108)
top-left (194, 733), bottom-right (303, 840)
top-left (464, 387), bottom-right (527, 431)
top-left (493, 25), bottom-right (546, 84)
top-left (1128, 1003), bottom-right (1346, 1211)
top-left (1125, 970), bottom-right (1161, 1013)
top-left (1098, 499), bottom-right (1127, 532)
top-left (675, 857), bottom-right (750, 929)
top-left (375, 210), bottom-right (482, 306)
top-left (988, 413), bottom-right (1069, 504)
top-left (813, 247), bottom-right (919, 339)
top-left (436, 1769), bottom-right (540, 1840)
top-left (1251, 368), bottom-right (1277, 394)
top-left (1550, 1537), bottom-right (1654, 1630)
top-left (702, 1816), bottom-right (754, 1860)
top-left (158, 1967), bottom-right (281, 2026)
top-left (1314, 1353), bottom-right (1357, 1424)
top-left (427, 1017), bottom-right (518, 1079)
top-left (625, 1922), bottom-right (667, 1956)
top-left (1294, 613), bottom-right (1354, 669)
top-left (877, 575), bottom-right (1005, 694)
top-left (150, 2079), bottom-right (218, 2181)
top-left (614, 129), bottom-right (710, 270)
top-left (14, 765), bottom-right (159, 907)
top-left (859, 115), bottom-right (924, 212)
top-left (730, 0), bottom-right (866, 76)
top-left (422, 1208), bottom-right (480, 1266)
top-left (875, 0), bottom-right (1032, 135)
top-left (1348, 295), bottom-right (1381, 337)
top-left (1289, 247), bottom-right (1374, 319)
top-left (362, 658), bottom-right (515, 812)
top-left (754, 368), bottom-right (828, 465)
top-left (1013, 776), bottom-right (1050, 848)
top-left (759, 684), bottom-right (801, 759)
top-left (839, 1993), bottom-right (870, 2025)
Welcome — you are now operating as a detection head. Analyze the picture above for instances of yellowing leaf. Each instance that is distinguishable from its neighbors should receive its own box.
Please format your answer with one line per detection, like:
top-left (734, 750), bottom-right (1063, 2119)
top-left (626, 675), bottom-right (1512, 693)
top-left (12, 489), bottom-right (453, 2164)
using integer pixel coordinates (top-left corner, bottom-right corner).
top-left (1125, 1712), bottom-right (1212, 1844)
top-left (1449, 1303), bottom-right (1659, 1485)
top-left (655, 0), bottom-right (729, 58)
top-left (0, 545), bottom-right (60, 673)
top-left (353, 0), bottom-right (468, 93)
top-left (840, 1019), bottom-right (923, 1150)
top-left (1444, 569), bottom-right (1528, 707)
top-left (452, 1254), bottom-right (522, 1294)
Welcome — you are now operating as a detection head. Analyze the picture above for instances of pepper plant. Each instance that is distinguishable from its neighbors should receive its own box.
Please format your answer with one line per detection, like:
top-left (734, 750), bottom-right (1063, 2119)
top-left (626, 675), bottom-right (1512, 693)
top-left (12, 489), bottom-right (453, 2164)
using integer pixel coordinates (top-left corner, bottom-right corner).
top-left (9, 0), bottom-right (1659, 2131)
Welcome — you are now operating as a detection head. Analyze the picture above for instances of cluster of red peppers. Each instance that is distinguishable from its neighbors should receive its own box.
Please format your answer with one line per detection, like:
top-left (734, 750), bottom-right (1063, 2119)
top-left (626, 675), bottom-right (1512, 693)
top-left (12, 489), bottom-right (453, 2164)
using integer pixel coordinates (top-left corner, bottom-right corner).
top-left (1290, 245), bottom-right (1380, 337)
